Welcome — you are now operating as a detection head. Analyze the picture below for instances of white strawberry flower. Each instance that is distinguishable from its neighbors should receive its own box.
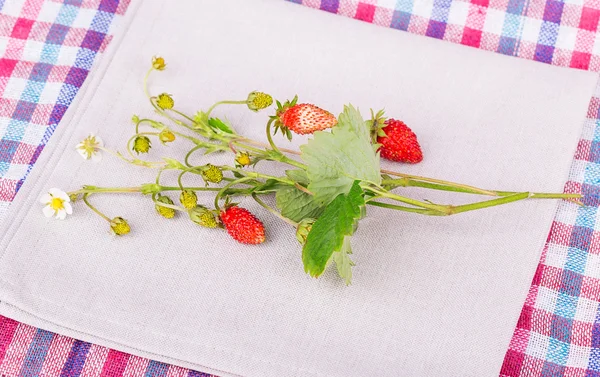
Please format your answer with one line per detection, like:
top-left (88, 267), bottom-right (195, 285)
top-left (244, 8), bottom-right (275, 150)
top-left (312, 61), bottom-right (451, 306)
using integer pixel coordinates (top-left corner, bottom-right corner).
top-left (40, 188), bottom-right (73, 220)
top-left (76, 133), bottom-right (104, 161)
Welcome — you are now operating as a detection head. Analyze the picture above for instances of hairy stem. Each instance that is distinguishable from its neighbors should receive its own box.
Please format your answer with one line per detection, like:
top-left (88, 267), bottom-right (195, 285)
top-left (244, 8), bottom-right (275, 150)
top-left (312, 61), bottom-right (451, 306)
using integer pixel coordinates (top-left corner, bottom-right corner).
top-left (206, 100), bottom-right (247, 118)
top-left (382, 178), bottom-right (582, 200)
top-left (214, 176), bottom-right (257, 210)
top-left (252, 193), bottom-right (297, 226)
top-left (82, 194), bottom-right (111, 222)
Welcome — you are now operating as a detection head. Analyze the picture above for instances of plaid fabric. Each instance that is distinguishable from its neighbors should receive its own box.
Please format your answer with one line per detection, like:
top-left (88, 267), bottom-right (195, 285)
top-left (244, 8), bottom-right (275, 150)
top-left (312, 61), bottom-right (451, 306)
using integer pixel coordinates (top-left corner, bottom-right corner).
top-left (0, 0), bottom-right (128, 217)
top-left (0, 316), bottom-right (213, 377)
top-left (2, 0), bottom-right (600, 376)
top-left (498, 87), bottom-right (600, 376)
top-left (292, 0), bottom-right (600, 71)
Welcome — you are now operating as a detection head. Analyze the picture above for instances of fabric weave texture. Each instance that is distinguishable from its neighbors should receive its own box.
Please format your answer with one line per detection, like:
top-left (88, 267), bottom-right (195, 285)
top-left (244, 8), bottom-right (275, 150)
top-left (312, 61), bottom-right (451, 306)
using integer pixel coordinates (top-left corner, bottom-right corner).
top-left (1, 0), bottom-right (600, 376)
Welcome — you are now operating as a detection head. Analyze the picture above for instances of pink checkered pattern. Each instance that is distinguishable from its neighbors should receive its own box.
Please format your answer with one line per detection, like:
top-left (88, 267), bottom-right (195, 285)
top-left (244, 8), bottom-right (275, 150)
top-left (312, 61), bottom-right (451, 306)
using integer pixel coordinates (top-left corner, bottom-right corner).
top-left (292, 0), bottom-right (600, 71)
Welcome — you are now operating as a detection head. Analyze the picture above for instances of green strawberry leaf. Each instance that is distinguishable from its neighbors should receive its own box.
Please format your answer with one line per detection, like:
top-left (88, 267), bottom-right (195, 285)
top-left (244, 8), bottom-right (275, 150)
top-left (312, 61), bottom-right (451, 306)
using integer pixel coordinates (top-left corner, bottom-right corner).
top-left (253, 179), bottom-right (289, 194)
top-left (285, 169), bottom-right (310, 185)
top-left (332, 237), bottom-right (355, 286)
top-left (275, 186), bottom-right (324, 223)
top-left (208, 117), bottom-right (236, 135)
top-left (300, 105), bottom-right (380, 205)
top-left (302, 181), bottom-right (364, 279)
top-left (193, 111), bottom-right (209, 125)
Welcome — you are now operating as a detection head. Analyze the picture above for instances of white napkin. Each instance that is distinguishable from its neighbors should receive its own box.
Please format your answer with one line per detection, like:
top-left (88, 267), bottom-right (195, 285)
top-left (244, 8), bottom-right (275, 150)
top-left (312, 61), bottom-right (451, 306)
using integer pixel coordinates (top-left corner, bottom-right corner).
top-left (0, 0), bottom-right (597, 376)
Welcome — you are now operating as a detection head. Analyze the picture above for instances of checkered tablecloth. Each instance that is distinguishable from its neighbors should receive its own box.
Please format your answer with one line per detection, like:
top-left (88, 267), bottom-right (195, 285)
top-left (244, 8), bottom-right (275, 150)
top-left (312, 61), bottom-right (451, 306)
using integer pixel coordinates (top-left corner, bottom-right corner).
top-left (1, 0), bottom-right (600, 376)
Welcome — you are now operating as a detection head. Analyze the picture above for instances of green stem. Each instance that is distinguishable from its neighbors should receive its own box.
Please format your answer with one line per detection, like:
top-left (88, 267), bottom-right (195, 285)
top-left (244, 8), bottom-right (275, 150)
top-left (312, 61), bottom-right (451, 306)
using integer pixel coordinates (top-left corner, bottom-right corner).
top-left (231, 140), bottom-right (265, 154)
top-left (382, 178), bottom-right (581, 200)
top-left (228, 138), bottom-right (578, 200)
top-left (221, 166), bottom-right (295, 185)
top-left (152, 193), bottom-right (187, 212)
top-left (266, 118), bottom-right (280, 154)
top-left (369, 191), bottom-right (539, 216)
top-left (82, 194), bottom-right (111, 222)
top-left (239, 137), bottom-right (300, 156)
top-left (252, 193), bottom-right (297, 226)
top-left (280, 155), bottom-right (307, 169)
top-left (126, 132), bottom-right (159, 160)
top-left (177, 166), bottom-right (209, 190)
top-left (184, 145), bottom-right (204, 167)
top-left (366, 201), bottom-right (446, 216)
top-left (206, 100), bottom-right (248, 118)
top-left (69, 187), bottom-right (141, 196)
top-left (169, 108), bottom-right (196, 124)
top-left (365, 187), bottom-right (447, 214)
top-left (143, 67), bottom-right (153, 100)
top-left (70, 185), bottom-right (232, 196)
top-left (446, 192), bottom-right (531, 215)
top-left (265, 119), bottom-right (307, 169)
top-left (98, 147), bottom-right (147, 167)
top-left (134, 118), bottom-right (163, 134)
top-left (155, 103), bottom-right (199, 133)
top-left (161, 186), bottom-right (233, 192)
top-left (214, 177), bottom-right (256, 211)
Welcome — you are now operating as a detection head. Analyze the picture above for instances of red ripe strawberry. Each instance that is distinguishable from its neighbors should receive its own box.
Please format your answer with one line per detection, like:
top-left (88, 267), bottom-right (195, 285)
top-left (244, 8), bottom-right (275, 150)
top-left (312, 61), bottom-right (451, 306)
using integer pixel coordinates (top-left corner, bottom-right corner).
top-left (219, 206), bottom-right (266, 245)
top-left (280, 104), bottom-right (337, 135)
top-left (270, 96), bottom-right (337, 138)
top-left (377, 119), bottom-right (423, 163)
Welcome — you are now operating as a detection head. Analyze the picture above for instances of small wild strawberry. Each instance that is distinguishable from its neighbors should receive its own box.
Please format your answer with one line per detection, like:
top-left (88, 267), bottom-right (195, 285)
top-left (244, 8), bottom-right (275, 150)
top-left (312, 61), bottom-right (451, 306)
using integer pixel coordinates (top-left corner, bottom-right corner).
top-left (189, 206), bottom-right (219, 228)
top-left (132, 136), bottom-right (151, 154)
top-left (110, 217), bottom-right (130, 236)
top-left (246, 91), bottom-right (273, 112)
top-left (180, 190), bottom-right (198, 209)
top-left (377, 119), bottom-right (423, 163)
top-left (270, 96), bottom-right (337, 137)
top-left (156, 93), bottom-right (174, 110)
top-left (201, 164), bottom-right (223, 184)
top-left (155, 194), bottom-right (176, 219)
top-left (371, 110), bottom-right (423, 164)
top-left (220, 206), bottom-right (265, 245)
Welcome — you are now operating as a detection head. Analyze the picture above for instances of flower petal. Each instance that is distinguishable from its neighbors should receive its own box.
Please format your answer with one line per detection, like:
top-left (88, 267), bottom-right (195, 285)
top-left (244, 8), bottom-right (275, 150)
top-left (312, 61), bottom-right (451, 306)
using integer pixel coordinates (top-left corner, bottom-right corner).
top-left (94, 135), bottom-right (104, 147)
top-left (43, 205), bottom-right (55, 218)
top-left (39, 193), bottom-right (52, 204)
top-left (49, 188), bottom-right (69, 201)
top-left (76, 147), bottom-right (90, 160)
top-left (63, 202), bottom-right (73, 215)
top-left (91, 151), bottom-right (102, 162)
top-left (48, 188), bottom-right (62, 196)
top-left (55, 209), bottom-right (67, 220)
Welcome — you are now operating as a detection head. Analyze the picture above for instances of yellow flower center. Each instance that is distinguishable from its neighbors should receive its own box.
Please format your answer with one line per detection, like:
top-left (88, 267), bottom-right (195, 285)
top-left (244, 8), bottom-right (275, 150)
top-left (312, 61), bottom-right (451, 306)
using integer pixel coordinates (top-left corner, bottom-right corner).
top-left (236, 152), bottom-right (251, 166)
top-left (156, 93), bottom-right (174, 110)
top-left (152, 57), bottom-right (166, 70)
top-left (78, 136), bottom-right (99, 158)
top-left (50, 197), bottom-right (65, 210)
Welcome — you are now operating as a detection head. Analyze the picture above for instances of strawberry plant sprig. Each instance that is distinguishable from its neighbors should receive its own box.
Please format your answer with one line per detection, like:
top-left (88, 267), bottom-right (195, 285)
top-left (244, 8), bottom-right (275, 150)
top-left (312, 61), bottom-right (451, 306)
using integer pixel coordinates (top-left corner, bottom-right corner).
top-left (42, 56), bottom-right (582, 285)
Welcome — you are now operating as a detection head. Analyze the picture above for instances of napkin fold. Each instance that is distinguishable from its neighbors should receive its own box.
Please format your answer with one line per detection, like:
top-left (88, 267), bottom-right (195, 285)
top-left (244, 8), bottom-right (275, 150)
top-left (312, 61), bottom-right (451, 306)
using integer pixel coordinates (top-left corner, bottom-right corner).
top-left (0, 0), bottom-right (597, 376)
